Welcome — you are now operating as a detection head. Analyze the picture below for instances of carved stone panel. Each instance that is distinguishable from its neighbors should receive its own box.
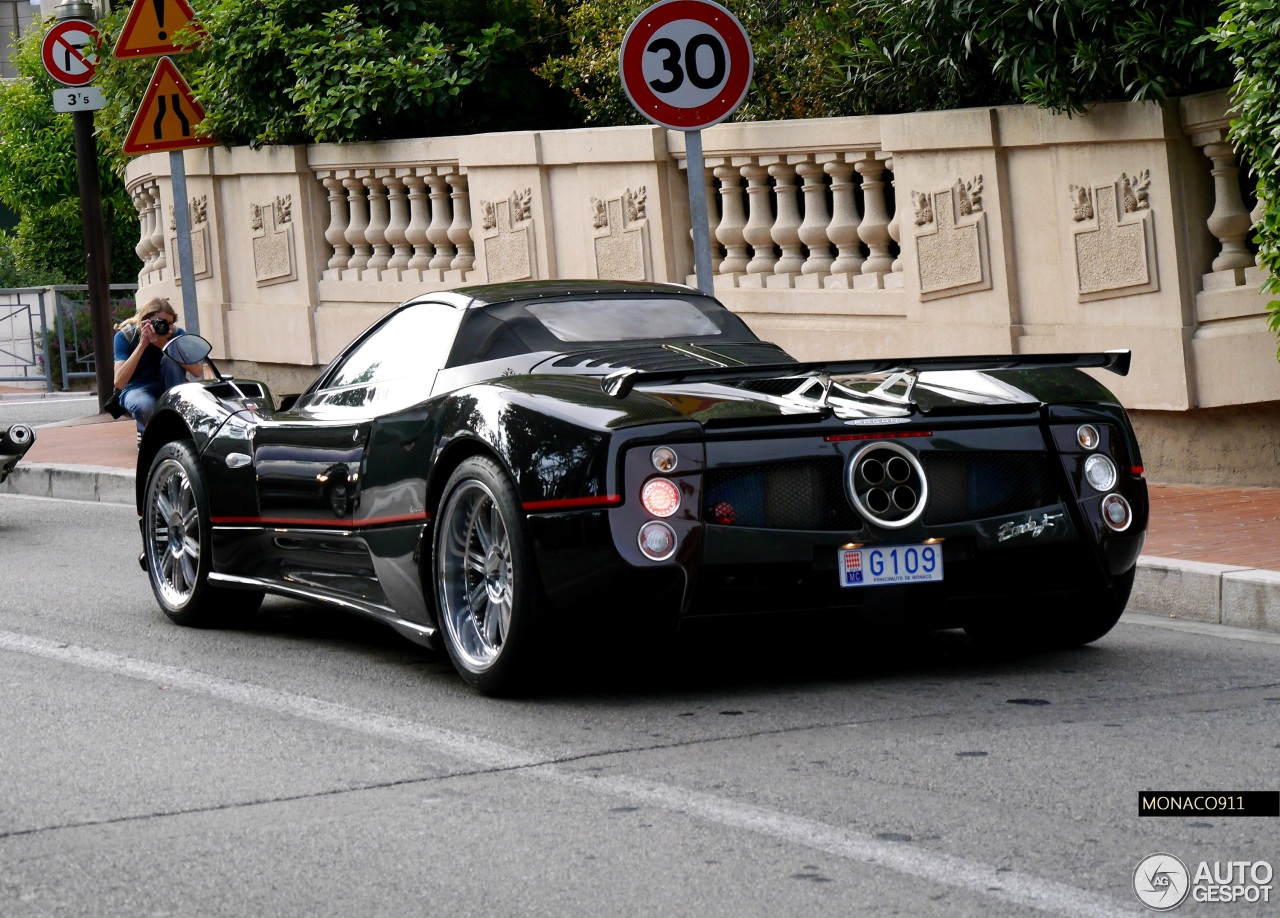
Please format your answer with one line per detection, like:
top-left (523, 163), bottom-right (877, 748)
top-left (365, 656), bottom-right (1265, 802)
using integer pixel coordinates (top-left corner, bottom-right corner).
top-left (912, 176), bottom-right (990, 300)
top-left (251, 194), bottom-right (296, 286)
top-left (591, 186), bottom-right (649, 281)
top-left (482, 188), bottom-right (536, 282)
top-left (1070, 171), bottom-right (1157, 301)
top-left (168, 194), bottom-right (212, 282)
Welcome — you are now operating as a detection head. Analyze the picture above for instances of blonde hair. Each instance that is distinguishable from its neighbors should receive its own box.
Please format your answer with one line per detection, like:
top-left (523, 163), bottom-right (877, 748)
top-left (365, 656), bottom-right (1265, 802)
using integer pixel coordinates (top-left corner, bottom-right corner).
top-left (115, 297), bottom-right (178, 331)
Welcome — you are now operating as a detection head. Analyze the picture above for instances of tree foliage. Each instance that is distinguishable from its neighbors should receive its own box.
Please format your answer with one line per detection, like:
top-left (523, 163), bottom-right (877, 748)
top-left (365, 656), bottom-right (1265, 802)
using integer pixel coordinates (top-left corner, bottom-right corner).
top-left (830, 0), bottom-right (1234, 115)
top-left (1208, 0), bottom-right (1280, 355)
top-left (0, 16), bottom-right (138, 285)
top-left (95, 0), bottom-right (572, 149)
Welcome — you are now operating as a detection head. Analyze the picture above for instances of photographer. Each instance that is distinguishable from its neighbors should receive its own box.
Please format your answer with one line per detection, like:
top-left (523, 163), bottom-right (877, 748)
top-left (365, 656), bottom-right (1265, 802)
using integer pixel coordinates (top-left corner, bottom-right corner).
top-left (112, 298), bottom-right (206, 440)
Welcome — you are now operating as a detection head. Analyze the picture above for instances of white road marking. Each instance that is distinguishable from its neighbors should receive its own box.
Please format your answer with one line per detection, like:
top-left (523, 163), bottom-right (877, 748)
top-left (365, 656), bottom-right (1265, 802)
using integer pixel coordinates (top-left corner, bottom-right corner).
top-left (0, 492), bottom-right (132, 507)
top-left (0, 629), bottom-right (1140, 917)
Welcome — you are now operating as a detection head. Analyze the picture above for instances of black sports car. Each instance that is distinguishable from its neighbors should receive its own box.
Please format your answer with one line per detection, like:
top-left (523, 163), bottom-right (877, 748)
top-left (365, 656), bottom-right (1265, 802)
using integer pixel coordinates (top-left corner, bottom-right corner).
top-left (1, 423), bottom-right (35, 484)
top-left (137, 280), bottom-right (1147, 694)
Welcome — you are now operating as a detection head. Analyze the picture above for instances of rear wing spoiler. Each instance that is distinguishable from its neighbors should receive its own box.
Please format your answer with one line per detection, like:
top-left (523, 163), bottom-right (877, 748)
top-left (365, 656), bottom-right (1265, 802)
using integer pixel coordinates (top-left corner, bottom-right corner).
top-left (601, 350), bottom-right (1131, 399)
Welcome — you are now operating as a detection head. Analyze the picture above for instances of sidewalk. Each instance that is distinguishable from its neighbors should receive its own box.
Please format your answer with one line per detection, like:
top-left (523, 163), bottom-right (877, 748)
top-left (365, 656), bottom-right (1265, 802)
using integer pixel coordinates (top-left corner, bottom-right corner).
top-left (4, 408), bottom-right (1280, 633)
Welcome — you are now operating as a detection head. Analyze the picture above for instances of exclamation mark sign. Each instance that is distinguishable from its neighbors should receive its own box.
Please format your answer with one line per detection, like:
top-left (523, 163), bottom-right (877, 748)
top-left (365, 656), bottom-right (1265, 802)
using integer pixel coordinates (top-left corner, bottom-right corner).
top-left (154, 0), bottom-right (166, 41)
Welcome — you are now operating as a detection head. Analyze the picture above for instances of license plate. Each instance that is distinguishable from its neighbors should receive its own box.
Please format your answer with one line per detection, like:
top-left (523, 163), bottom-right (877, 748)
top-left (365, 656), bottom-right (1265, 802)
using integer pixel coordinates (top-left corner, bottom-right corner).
top-left (839, 543), bottom-right (944, 587)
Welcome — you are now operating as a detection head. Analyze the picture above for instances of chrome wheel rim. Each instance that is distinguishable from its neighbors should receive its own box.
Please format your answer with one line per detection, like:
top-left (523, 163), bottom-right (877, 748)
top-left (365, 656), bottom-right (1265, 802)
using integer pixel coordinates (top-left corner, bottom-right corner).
top-left (146, 458), bottom-right (201, 608)
top-left (438, 480), bottom-right (513, 672)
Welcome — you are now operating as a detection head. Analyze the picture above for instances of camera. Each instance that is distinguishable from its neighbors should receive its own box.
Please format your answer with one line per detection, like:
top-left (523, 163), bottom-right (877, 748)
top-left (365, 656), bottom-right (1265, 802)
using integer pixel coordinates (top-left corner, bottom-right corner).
top-left (149, 317), bottom-right (170, 336)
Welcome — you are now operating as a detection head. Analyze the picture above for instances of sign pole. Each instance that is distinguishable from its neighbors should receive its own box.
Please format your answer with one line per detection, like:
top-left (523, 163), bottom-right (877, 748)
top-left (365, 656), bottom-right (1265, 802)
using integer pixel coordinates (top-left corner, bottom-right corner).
top-left (168, 150), bottom-right (200, 337)
top-left (71, 107), bottom-right (115, 409)
top-left (619, 0), bottom-right (752, 295)
top-left (46, 3), bottom-right (113, 411)
top-left (684, 129), bottom-right (714, 296)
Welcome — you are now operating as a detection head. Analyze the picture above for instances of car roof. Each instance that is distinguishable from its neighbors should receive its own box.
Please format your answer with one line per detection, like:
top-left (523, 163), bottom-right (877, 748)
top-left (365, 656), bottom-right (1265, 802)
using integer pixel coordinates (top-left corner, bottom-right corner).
top-left (444, 279), bottom-right (701, 309)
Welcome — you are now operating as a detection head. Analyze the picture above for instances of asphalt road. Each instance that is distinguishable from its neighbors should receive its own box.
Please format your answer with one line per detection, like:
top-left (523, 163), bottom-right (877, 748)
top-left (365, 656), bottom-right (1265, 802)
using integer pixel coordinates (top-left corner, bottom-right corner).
top-left (1, 493), bottom-right (1276, 917)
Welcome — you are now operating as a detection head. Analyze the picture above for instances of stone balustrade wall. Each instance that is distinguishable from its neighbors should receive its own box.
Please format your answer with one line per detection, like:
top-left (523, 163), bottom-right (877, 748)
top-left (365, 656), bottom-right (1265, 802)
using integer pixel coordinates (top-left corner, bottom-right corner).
top-left (123, 91), bottom-right (1280, 420)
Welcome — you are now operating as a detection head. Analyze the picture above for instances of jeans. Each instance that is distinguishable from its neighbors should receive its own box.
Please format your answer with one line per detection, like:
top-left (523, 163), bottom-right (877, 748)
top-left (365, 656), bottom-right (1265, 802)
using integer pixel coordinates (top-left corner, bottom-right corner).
top-left (120, 359), bottom-right (190, 433)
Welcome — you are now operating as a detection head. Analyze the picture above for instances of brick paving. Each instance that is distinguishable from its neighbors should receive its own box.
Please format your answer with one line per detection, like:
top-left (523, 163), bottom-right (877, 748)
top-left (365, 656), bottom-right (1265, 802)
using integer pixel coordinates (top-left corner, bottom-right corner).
top-left (9, 404), bottom-right (1280, 574)
top-left (1144, 483), bottom-right (1280, 571)
top-left (22, 411), bottom-right (138, 470)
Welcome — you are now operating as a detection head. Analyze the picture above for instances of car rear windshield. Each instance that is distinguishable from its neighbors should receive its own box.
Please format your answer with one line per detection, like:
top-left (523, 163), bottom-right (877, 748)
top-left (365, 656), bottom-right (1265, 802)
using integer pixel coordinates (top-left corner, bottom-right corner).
top-left (525, 298), bottom-right (721, 342)
top-left (446, 293), bottom-right (758, 366)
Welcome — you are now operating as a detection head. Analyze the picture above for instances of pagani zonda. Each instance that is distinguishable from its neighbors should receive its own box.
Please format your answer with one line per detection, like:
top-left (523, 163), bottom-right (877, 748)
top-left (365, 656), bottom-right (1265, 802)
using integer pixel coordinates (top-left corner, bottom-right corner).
top-left (1, 423), bottom-right (35, 484)
top-left (137, 280), bottom-right (1147, 694)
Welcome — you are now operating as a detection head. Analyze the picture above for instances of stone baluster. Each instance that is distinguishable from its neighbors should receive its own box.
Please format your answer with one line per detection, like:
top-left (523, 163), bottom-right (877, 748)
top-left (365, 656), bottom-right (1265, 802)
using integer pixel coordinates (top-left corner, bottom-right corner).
top-left (383, 173), bottom-right (411, 271)
top-left (797, 160), bottom-right (834, 276)
top-left (321, 172), bottom-right (352, 272)
top-left (427, 172), bottom-right (456, 270)
top-left (363, 173), bottom-right (392, 272)
top-left (713, 164), bottom-right (749, 275)
top-left (704, 169), bottom-right (723, 271)
top-left (886, 156), bottom-right (902, 276)
top-left (742, 163), bottom-right (777, 275)
top-left (856, 155), bottom-right (894, 276)
top-left (342, 174), bottom-right (372, 272)
top-left (824, 159), bottom-right (864, 276)
top-left (403, 172), bottom-right (434, 272)
top-left (134, 188), bottom-right (156, 278)
top-left (446, 172), bottom-right (474, 273)
top-left (1252, 193), bottom-right (1266, 271)
top-left (1203, 141), bottom-right (1255, 274)
top-left (149, 183), bottom-right (166, 274)
top-left (768, 162), bottom-right (804, 276)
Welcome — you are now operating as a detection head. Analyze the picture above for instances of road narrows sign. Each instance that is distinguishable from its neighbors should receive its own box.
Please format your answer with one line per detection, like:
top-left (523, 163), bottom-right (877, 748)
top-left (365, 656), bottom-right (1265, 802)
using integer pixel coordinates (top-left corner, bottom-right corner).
top-left (619, 0), bottom-right (752, 131)
top-left (41, 19), bottom-right (100, 87)
top-left (122, 56), bottom-right (215, 155)
top-left (114, 0), bottom-right (205, 59)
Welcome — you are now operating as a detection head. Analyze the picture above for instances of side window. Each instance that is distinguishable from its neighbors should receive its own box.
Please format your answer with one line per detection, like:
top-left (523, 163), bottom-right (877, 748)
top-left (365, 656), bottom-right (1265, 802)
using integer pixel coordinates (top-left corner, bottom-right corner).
top-left (318, 302), bottom-right (462, 411)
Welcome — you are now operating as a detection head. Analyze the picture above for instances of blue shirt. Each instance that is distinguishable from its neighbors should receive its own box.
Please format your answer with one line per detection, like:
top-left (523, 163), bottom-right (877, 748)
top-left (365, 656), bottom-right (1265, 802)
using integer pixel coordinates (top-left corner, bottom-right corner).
top-left (113, 326), bottom-right (185, 395)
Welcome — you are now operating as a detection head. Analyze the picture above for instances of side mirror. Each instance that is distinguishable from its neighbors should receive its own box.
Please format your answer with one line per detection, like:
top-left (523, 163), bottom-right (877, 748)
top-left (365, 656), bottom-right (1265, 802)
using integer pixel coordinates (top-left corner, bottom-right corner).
top-left (163, 334), bottom-right (212, 366)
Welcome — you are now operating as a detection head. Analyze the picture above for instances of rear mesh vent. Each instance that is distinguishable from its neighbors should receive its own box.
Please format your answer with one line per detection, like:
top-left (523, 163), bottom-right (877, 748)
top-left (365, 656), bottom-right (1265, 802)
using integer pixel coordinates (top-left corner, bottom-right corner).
top-left (921, 452), bottom-right (1059, 525)
top-left (704, 459), bottom-right (862, 531)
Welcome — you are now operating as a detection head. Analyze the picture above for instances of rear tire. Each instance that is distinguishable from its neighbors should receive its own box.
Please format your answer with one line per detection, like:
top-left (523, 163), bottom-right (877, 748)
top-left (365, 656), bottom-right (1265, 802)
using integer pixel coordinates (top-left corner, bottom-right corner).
top-left (433, 456), bottom-right (543, 696)
top-left (143, 440), bottom-right (264, 627)
top-left (964, 567), bottom-right (1135, 651)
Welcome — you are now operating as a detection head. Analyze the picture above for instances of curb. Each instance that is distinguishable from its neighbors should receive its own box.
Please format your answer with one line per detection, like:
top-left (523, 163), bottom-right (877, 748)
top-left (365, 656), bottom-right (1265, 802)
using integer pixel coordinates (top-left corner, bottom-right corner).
top-left (5, 463), bottom-right (1280, 636)
top-left (1130, 556), bottom-right (1280, 633)
top-left (0, 463), bottom-right (133, 505)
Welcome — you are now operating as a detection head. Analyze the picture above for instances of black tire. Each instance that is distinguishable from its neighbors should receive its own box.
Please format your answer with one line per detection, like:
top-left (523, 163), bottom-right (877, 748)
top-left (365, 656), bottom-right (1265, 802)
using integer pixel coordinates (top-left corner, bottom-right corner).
top-left (142, 440), bottom-right (264, 626)
top-left (963, 567), bottom-right (1135, 651)
top-left (432, 456), bottom-right (543, 695)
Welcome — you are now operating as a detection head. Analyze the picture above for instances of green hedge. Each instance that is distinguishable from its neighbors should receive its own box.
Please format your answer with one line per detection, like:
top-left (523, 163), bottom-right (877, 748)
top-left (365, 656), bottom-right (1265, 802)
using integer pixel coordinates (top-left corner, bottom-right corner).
top-left (1208, 1), bottom-right (1280, 356)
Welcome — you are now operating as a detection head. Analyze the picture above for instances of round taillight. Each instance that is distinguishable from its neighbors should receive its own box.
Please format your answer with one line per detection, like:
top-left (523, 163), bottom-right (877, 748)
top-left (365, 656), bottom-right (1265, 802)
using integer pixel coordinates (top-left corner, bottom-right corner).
top-left (1084, 454), bottom-right (1117, 492)
top-left (1077, 424), bottom-right (1100, 450)
top-left (638, 521), bottom-right (677, 561)
top-left (651, 446), bottom-right (678, 472)
top-left (1101, 493), bottom-right (1132, 532)
top-left (641, 478), bottom-right (680, 517)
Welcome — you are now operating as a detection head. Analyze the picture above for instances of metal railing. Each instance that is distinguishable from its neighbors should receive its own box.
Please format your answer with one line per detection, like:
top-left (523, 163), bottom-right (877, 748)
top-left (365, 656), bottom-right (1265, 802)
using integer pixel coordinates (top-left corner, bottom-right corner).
top-left (0, 285), bottom-right (139, 392)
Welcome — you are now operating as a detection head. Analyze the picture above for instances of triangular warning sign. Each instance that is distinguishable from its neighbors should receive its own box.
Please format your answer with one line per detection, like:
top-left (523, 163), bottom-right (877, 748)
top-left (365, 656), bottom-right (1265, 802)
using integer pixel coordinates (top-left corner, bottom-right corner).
top-left (114, 0), bottom-right (205, 59)
top-left (123, 57), bottom-right (216, 155)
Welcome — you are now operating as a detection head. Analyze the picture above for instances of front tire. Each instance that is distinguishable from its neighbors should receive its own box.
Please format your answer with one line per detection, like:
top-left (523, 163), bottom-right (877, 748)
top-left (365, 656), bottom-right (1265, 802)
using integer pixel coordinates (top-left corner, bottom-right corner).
top-left (433, 456), bottom-right (543, 695)
top-left (143, 440), bottom-right (263, 626)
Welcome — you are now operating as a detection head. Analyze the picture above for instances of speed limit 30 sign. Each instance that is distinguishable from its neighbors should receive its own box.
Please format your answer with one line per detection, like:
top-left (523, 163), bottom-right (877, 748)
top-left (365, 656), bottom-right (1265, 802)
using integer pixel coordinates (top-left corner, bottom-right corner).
top-left (620, 0), bottom-right (753, 131)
